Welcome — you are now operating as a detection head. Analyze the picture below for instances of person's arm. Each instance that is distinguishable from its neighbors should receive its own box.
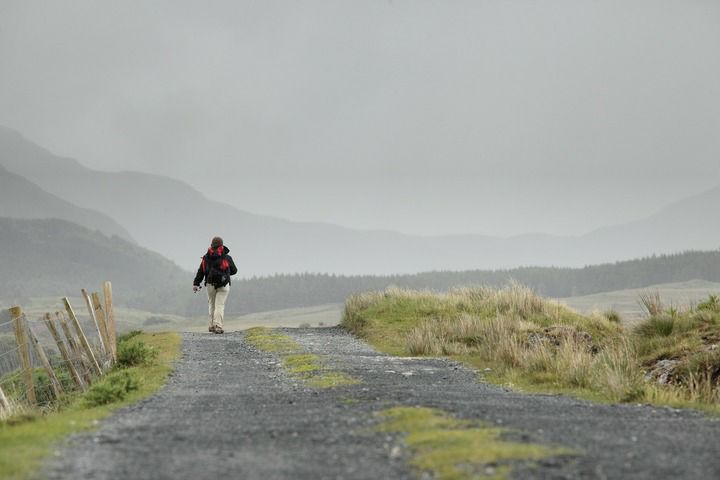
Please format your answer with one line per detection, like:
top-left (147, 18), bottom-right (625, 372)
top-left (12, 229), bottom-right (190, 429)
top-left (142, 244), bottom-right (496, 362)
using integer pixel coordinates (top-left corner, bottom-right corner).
top-left (228, 256), bottom-right (238, 276)
top-left (193, 258), bottom-right (205, 290)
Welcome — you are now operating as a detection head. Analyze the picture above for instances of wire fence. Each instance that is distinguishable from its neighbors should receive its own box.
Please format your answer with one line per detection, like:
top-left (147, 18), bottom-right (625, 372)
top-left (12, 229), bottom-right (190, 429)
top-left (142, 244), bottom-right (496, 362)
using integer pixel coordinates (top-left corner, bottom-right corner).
top-left (0, 281), bottom-right (118, 418)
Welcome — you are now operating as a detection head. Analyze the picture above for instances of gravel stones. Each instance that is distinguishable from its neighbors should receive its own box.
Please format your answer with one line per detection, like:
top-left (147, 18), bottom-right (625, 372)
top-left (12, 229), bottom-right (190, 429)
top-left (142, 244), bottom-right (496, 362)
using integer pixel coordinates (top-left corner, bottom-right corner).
top-left (44, 327), bottom-right (720, 480)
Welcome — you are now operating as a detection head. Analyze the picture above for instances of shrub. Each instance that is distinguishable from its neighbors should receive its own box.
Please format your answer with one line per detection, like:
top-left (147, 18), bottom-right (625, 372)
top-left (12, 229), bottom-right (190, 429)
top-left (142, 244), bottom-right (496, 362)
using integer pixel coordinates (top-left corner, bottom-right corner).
top-left (83, 370), bottom-right (139, 407)
top-left (30, 369), bottom-right (55, 406)
top-left (634, 316), bottom-right (675, 338)
top-left (680, 350), bottom-right (720, 385)
top-left (118, 330), bottom-right (143, 343)
top-left (603, 310), bottom-right (621, 323)
top-left (691, 310), bottom-right (717, 326)
top-left (117, 340), bottom-right (157, 368)
top-left (638, 291), bottom-right (664, 317)
top-left (591, 338), bottom-right (644, 402)
top-left (697, 295), bottom-right (720, 313)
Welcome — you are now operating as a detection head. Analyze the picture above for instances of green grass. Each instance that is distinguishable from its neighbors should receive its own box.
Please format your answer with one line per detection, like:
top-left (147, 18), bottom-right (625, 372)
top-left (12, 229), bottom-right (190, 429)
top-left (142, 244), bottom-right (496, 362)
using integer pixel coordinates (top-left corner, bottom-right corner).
top-left (377, 407), bottom-right (572, 480)
top-left (244, 327), bottom-right (359, 388)
top-left (342, 286), bottom-right (720, 412)
top-left (0, 332), bottom-right (181, 479)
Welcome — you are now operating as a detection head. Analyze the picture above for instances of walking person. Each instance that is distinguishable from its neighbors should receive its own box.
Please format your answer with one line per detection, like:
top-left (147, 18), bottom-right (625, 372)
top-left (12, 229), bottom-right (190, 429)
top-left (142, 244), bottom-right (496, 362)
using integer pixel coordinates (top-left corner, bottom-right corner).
top-left (193, 236), bottom-right (238, 334)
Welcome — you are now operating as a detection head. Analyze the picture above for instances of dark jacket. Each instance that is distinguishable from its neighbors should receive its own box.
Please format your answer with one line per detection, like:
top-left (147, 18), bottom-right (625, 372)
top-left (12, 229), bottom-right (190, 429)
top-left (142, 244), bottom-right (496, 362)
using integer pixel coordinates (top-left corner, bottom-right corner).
top-left (193, 245), bottom-right (238, 287)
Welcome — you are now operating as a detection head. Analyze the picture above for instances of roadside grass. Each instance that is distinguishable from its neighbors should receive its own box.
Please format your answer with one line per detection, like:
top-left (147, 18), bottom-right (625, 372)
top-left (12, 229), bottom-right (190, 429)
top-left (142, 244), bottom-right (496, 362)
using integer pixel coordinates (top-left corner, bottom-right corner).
top-left (632, 295), bottom-right (720, 406)
top-left (0, 332), bottom-right (180, 480)
top-left (342, 285), bottom-right (720, 412)
top-left (244, 327), bottom-right (359, 388)
top-left (376, 406), bottom-right (573, 480)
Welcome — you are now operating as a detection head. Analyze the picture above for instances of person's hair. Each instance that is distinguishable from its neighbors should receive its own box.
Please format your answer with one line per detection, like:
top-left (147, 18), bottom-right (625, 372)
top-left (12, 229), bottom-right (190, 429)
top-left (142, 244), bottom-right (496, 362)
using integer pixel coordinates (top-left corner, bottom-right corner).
top-left (211, 236), bottom-right (223, 248)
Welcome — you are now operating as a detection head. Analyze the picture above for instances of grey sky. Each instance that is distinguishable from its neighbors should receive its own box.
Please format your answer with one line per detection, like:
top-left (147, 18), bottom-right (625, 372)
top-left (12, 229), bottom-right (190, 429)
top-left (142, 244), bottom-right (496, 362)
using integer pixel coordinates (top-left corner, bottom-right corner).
top-left (1, 1), bottom-right (719, 236)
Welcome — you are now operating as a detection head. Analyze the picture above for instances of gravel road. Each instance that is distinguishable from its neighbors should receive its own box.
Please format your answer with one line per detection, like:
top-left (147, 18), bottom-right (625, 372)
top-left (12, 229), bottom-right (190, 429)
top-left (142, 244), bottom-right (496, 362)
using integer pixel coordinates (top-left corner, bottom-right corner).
top-left (45, 327), bottom-right (720, 480)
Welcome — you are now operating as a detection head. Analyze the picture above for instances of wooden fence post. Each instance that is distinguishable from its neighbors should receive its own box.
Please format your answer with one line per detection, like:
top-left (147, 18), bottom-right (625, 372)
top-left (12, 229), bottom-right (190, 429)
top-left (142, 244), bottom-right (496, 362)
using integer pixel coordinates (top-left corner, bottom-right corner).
top-left (45, 314), bottom-right (85, 390)
top-left (82, 289), bottom-right (108, 360)
top-left (0, 385), bottom-right (10, 412)
top-left (103, 281), bottom-right (117, 359)
top-left (9, 306), bottom-right (36, 404)
top-left (56, 312), bottom-right (92, 385)
top-left (26, 321), bottom-right (63, 399)
top-left (63, 297), bottom-right (103, 376)
top-left (91, 292), bottom-right (113, 363)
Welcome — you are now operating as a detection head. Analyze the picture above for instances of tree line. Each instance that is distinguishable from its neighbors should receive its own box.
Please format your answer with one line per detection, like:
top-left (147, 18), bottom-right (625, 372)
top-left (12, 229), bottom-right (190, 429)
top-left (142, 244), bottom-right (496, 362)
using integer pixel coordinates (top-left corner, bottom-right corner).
top-left (226, 250), bottom-right (720, 314)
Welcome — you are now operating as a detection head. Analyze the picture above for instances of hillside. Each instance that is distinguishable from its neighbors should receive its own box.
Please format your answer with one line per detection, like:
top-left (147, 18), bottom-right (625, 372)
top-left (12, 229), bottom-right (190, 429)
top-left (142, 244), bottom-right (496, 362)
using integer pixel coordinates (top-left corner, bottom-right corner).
top-left (228, 250), bottom-right (720, 314)
top-left (0, 217), bottom-right (189, 313)
top-left (582, 184), bottom-right (720, 260)
top-left (2, 126), bottom-right (719, 276)
top-left (0, 165), bottom-right (134, 241)
top-left (560, 279), bottom-right (720, 321)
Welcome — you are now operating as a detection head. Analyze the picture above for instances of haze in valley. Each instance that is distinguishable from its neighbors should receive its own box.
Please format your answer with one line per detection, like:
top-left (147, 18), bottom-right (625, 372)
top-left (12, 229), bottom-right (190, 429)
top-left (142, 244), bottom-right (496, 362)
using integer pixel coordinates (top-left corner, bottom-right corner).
top-left (1, 0), bottom-right (719, 239)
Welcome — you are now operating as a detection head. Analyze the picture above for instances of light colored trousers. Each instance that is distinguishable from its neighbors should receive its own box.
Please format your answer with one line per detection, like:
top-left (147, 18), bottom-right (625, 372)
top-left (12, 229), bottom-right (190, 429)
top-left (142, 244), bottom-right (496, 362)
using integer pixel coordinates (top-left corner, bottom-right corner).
top-left (206, 284), bottom-right (229, 329)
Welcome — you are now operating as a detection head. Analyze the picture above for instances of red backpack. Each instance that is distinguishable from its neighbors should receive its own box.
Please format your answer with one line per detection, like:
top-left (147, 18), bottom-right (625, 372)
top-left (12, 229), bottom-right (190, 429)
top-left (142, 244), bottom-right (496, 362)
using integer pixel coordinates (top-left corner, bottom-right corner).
top-left (202, 247), bottom-right (231, 287)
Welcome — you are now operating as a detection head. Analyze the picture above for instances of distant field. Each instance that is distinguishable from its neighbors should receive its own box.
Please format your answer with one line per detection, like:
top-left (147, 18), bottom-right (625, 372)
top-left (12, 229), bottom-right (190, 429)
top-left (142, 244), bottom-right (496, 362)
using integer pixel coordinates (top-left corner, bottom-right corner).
top-left (0, 296), bottom-right (342, 335)
top-left (182, 303), bottom-right (343, 332)
top-left (115, 303), bottom-right (343, 333)
top-left (559, 279), bottom-right (720, 324)
top-left (7, 279), bottom-right (719, 333)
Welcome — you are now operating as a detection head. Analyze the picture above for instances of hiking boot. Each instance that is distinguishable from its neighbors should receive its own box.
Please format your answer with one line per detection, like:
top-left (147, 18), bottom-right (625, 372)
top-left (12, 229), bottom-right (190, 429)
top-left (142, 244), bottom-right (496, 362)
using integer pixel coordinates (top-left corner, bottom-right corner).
top-left (214, 327), bottom-right (224, 334)
top-left (208, 325), bottom-right (216, 333)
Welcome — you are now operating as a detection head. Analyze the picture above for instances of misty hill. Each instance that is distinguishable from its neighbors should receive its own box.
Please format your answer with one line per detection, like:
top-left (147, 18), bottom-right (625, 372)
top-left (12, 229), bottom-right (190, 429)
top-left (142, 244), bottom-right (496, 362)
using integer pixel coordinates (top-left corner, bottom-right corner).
top-left (2, 126), bottom-right (719, 276)
top-left (0, 217), bottom-right (188, 313)
top-left (0, 164), bottom-right (134, 242)
top-left (581, 185), bottom-right (720, 260)
top-left (229, 250), bottom-right (720, 313)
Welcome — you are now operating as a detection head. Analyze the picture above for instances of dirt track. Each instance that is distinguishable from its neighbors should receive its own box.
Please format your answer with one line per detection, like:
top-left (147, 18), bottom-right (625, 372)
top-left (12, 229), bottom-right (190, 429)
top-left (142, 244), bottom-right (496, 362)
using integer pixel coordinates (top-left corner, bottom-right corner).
top-left (45, 328), bottom-right (720, 479)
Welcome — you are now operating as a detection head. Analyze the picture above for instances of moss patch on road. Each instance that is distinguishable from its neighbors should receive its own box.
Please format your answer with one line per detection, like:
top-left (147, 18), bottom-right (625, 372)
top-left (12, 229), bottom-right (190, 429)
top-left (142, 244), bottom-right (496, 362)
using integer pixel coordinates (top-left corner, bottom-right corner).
top-left (377, 406), bottom-right (572, 480)
top-left (0, 332), bottom-right (181, 480)
top-left (245, 327), bottom-right (359, 388)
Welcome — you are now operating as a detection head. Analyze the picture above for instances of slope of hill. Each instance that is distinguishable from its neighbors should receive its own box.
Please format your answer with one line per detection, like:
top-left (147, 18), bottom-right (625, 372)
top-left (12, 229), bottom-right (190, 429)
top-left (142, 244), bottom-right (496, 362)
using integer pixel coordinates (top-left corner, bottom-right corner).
top-left (0, 217), bottom-right (188, 314)
top-left (0, 165), bottom-right (134, 241)
top-left (560, 279), bottom-right (720, 322)
top-left (225, 250), bottom-right (720, 314)
top-left (1, 126), bottom-right (718, 275)
top-left (1, 214), bottom-right (717, 317)
top-left (582, 184), bottom-right (720, 260)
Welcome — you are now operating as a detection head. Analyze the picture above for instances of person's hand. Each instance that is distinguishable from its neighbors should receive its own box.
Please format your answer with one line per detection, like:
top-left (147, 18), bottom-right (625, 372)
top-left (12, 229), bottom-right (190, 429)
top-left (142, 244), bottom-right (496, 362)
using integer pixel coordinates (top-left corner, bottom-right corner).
top-left (193, 285), bottom-right (200, 293)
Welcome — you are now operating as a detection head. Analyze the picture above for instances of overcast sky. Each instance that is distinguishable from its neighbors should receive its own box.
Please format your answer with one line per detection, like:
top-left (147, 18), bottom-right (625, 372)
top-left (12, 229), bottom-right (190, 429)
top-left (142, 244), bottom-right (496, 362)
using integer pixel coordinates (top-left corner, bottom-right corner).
top-left (1, 1), bottom-right (719, 236)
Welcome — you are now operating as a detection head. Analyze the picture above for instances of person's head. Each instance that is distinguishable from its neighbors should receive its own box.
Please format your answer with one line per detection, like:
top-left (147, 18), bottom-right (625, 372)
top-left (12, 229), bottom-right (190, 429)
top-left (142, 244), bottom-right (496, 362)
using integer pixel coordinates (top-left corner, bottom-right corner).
top-left (210, 236), bottom-right (223, 249)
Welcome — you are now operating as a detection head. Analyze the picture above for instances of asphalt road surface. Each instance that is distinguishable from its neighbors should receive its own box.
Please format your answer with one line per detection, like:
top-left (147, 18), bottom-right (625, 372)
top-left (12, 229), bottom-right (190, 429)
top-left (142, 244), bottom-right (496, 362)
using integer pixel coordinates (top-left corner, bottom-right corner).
top-left (45, 327), bottom-right (720, 479)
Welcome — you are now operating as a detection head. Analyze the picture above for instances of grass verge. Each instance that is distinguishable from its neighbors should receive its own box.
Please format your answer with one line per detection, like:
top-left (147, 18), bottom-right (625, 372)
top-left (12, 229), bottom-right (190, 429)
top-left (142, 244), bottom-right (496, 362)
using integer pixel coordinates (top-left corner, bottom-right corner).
top-left (244, 327), bottom-right (359, 388)
top-left (377, 406), bottom-right (572, 480)
top-left (342, 285), bottom-right (720, 412)
top-left (0, 332), bottom-right (181, 479)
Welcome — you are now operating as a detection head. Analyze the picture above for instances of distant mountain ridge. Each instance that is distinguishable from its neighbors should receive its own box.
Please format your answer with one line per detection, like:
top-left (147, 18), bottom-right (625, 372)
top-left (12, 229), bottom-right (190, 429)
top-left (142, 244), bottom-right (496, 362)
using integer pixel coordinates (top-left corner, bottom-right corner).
top-left (1, 125), bottom-right (718, 276)
top-left (0, 164), bottom-right (134, 241)
top-left (0, 217), bottom-right (188, 313)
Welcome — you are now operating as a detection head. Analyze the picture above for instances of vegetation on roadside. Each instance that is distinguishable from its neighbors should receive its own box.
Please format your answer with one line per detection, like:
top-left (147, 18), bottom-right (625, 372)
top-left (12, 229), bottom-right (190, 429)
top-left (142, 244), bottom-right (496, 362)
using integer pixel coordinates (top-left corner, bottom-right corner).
top-left (377, 406), bottom-right (572, 480)
top-left (342, 285), bottom-right (720, 410)
top-left (244, 327), bottom-right (359, 388)
top-left (0, 331), bottom-right (180, 479)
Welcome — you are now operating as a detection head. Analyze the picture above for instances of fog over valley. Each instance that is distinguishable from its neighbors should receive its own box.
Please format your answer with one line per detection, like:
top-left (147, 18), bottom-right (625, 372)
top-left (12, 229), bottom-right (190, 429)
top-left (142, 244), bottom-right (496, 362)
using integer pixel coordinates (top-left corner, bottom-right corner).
top-left (1, 0), bottom-right (719, 239)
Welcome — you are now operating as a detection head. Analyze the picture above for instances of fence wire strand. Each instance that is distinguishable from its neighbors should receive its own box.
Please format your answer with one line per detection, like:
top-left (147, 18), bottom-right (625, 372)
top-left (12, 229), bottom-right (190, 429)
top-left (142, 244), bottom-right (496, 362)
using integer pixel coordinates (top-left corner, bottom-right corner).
top-left (1, 290), bottom-right (117, 415)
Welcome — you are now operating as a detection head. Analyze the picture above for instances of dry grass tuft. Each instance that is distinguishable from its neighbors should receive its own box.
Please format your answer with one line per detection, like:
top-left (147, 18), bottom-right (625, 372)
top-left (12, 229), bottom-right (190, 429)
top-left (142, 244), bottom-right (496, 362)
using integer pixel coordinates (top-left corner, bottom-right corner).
top-left (343, 284), bottom-right (720, 411)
